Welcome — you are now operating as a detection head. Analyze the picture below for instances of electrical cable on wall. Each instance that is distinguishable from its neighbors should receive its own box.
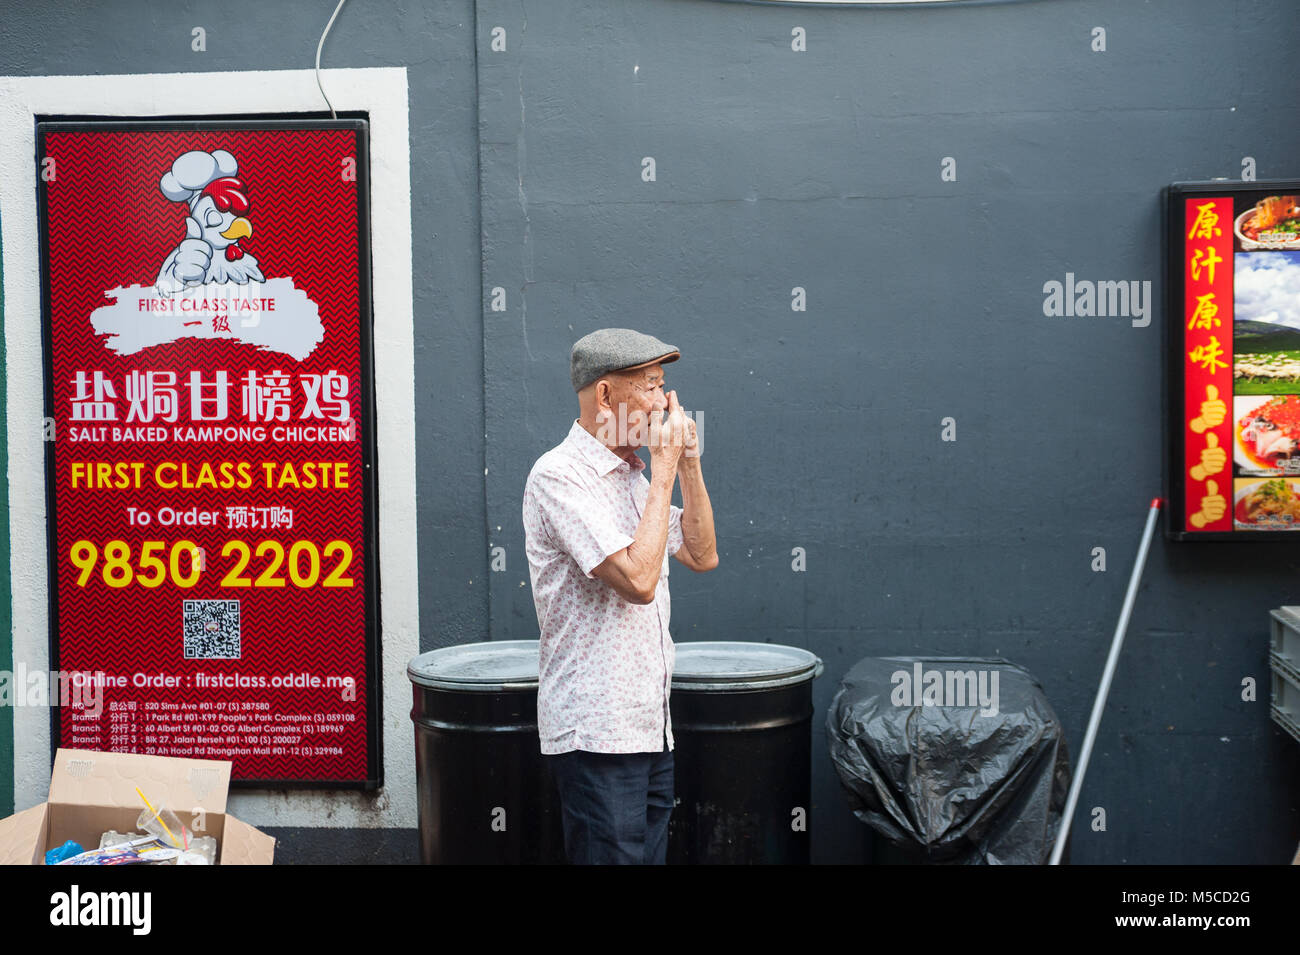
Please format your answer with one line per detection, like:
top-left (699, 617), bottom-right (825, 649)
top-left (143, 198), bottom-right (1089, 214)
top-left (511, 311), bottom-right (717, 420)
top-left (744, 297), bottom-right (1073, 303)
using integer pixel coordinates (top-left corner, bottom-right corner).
top-left (316, 0), bottom-right (348, 119)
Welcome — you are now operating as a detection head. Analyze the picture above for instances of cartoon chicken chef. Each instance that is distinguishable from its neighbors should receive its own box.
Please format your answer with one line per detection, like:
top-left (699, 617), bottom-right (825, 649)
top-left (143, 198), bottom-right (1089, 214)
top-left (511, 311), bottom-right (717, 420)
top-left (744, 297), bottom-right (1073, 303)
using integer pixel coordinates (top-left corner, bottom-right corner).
top-left (154, 148), bottom-right (265, 294)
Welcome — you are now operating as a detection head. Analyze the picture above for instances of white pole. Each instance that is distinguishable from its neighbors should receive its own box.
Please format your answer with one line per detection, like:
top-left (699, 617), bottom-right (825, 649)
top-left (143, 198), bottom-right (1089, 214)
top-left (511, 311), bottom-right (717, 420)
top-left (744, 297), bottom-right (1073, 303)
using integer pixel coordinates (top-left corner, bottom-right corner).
top-left (1050, 498), bottom-right (1163, 865)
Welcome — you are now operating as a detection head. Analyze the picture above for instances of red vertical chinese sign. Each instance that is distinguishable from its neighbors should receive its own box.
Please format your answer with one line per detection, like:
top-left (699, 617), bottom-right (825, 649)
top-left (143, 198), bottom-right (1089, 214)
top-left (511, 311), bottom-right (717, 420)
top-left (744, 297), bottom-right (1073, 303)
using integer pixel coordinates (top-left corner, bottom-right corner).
top-left (1182, 197), bottom-right (1234, 532)
top-left (37, 121), bottom-right (380, 786)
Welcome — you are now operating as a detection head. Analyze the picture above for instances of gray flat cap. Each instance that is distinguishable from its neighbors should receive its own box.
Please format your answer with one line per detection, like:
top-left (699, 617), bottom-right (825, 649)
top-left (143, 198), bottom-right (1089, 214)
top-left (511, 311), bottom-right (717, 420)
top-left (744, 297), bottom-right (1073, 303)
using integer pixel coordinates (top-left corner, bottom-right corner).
top-left (570, 328), bottom-right (680, 392)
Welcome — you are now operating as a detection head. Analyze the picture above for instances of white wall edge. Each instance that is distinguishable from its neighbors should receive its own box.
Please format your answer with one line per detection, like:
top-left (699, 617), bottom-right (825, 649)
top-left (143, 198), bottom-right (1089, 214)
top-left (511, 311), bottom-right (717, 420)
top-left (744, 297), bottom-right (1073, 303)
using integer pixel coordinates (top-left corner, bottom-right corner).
top-left (0, 67), bottom-right (420, 829)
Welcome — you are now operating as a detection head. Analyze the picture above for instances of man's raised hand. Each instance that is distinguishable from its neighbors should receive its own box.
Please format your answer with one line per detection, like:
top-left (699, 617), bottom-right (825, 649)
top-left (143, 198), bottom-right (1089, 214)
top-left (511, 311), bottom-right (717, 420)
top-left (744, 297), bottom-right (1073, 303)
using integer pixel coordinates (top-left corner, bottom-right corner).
top-left (651, 390), bottom-right (687, 472)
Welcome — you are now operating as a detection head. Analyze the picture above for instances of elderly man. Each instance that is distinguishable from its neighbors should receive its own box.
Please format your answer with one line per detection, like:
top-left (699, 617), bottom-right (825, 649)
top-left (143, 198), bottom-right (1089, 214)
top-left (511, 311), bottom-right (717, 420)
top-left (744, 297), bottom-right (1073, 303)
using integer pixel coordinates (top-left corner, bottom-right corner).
top-left (522, 328), bottom-right (718, 865)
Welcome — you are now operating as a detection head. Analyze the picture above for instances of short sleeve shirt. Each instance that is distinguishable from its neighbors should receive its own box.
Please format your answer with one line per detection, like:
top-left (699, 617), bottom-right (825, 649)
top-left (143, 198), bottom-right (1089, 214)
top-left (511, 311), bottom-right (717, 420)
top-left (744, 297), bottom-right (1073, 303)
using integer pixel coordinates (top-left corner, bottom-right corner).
top-left (522, 420), bottom-right (684, 754)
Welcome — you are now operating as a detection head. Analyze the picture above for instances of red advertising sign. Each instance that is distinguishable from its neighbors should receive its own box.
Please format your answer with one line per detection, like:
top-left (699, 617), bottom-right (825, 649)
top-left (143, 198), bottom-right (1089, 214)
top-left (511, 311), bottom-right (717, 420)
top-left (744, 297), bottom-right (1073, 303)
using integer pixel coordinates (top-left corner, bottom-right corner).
top-left (1182, 196), bottom-right (1234, 532)
top-left (37, 120), bottom-right (380, 785)
top-left (1168, 181), bottom-right (1300, 539)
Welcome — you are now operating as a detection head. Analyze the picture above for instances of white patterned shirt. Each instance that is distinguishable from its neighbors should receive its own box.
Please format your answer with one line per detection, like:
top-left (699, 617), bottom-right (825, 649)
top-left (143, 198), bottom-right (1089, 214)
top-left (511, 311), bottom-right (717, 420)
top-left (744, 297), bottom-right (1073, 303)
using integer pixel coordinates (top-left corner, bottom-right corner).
top-left (523, 419), bottom-right (684, 755)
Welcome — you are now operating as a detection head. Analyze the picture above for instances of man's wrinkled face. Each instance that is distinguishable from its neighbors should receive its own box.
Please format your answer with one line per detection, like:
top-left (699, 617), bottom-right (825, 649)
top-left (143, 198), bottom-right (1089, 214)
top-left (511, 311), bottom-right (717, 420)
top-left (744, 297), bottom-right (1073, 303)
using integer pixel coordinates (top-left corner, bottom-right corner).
top-left (604, 364), bottom-right (667, 449)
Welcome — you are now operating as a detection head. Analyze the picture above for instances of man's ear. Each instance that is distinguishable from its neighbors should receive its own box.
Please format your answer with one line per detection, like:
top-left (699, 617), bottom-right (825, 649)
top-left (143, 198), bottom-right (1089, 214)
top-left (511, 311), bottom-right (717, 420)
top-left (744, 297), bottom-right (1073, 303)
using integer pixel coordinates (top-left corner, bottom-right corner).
top-left (595, 378), bottom-right (614, 414)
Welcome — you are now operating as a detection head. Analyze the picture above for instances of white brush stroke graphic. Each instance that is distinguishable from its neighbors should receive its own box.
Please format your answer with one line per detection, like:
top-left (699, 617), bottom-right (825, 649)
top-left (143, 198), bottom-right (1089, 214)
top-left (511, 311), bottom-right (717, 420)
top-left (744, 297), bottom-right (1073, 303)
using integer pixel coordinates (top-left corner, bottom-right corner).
top-left (90, 279), bottom-right (325, 361)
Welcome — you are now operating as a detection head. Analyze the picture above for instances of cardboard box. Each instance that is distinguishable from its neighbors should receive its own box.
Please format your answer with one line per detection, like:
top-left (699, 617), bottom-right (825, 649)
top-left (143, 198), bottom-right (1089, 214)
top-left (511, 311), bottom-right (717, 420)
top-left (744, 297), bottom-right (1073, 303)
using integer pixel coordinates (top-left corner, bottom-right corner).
top-left (0, 748), bottom-right (275, 865)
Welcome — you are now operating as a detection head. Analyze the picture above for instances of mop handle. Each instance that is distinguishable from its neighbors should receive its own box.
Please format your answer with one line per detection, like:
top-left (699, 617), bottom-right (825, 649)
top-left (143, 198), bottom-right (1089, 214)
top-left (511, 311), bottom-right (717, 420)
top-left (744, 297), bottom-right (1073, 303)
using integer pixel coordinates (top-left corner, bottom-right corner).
top-left (1050, 497), bottom-right (1163, 866)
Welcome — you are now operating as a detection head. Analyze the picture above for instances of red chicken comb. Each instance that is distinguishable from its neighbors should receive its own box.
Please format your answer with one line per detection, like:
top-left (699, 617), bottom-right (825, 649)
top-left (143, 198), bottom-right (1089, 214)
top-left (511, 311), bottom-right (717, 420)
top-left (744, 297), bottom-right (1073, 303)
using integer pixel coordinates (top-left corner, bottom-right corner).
top-left (200, 176), bottom-right (250, 215)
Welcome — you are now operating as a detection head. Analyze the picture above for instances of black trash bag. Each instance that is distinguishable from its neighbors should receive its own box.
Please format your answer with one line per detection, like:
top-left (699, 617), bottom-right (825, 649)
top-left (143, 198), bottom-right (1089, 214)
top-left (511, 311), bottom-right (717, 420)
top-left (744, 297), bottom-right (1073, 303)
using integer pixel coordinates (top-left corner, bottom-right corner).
top-left (826, 656), bottom-right (1071, 865)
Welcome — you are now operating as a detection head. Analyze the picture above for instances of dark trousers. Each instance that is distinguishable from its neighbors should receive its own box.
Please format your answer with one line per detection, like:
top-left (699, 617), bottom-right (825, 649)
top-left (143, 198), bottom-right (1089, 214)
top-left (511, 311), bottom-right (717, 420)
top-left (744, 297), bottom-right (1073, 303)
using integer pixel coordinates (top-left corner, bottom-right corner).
top-left (546, 747), bottom-right (675, 865)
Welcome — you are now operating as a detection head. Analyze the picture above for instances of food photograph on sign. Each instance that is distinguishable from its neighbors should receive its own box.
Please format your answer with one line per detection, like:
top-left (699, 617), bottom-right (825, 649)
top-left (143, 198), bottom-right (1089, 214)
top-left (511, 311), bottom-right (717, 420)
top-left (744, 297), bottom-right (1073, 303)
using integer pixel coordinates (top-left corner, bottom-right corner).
top-left (36, 122), bottom-right (380, 786)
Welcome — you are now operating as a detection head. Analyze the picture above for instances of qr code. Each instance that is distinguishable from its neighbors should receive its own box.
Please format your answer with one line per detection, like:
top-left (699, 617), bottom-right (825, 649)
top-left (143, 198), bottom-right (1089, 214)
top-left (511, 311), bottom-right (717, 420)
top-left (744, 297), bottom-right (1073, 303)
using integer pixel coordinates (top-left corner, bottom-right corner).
top-left (183, 600), bottom-right (241, 659)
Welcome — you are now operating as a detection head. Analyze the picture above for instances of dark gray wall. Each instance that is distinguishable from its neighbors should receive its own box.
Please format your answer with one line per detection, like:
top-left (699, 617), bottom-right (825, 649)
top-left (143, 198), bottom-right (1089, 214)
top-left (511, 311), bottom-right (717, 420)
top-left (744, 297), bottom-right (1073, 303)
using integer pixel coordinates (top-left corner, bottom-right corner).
top-left (3, 0), bottom-right (1298, 864)
top-left (478, 0), bottom-right (1300, 865)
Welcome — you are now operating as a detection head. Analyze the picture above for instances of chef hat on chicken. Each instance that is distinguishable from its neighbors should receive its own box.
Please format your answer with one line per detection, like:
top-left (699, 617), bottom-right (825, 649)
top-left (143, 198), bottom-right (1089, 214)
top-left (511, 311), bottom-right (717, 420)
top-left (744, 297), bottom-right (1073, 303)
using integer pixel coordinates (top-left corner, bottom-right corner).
top-left (159, 149), bottom-right (242, 209)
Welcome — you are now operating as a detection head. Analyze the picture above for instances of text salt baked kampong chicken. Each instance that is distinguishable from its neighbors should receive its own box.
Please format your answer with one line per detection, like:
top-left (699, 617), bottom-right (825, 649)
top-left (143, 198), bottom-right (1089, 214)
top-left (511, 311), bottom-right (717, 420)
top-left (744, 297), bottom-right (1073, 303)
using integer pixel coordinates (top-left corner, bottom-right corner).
top-left (154, 149), bottom-right (265, 294)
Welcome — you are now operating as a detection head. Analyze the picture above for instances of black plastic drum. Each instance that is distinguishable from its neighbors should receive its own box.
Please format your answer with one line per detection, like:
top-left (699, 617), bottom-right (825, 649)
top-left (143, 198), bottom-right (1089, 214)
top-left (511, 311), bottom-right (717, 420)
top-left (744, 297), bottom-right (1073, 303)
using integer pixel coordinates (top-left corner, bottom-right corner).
top-left (408, 640), bottom-right (565, 864)
top-left (667, 641), bottom-right (823, 864)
